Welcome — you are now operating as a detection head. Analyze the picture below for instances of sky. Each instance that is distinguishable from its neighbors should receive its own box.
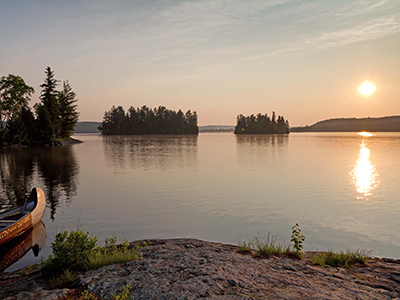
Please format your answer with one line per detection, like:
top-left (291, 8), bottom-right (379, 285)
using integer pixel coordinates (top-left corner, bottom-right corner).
top-left (1, 0), bottom-right (399, 126)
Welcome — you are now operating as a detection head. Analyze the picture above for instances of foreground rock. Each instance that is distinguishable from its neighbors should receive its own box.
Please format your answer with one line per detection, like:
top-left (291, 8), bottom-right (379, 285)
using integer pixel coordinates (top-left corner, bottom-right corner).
top-left (1, 238), bottom-right (400, 299)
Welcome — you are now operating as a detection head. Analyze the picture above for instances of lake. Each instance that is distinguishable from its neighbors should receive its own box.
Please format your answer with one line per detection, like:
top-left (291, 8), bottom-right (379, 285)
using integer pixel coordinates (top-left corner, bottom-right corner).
top-left (1, 132), bottom-right (400, 271)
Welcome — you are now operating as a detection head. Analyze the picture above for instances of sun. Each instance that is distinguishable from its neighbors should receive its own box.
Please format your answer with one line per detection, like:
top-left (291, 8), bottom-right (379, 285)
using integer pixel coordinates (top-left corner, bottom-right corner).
top-left (359, 81), bottom-right (376, 96)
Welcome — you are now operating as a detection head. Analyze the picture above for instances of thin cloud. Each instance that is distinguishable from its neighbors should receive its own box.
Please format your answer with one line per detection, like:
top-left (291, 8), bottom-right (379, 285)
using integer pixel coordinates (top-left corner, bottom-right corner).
top-left (305, 15), bottom-right (400, 48)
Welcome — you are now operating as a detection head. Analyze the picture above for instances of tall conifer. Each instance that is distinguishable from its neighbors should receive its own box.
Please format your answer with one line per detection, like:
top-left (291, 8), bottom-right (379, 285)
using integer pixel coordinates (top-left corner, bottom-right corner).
top-left (58, 81), bottom-right (79, 138)
top-left (39, 67), bottom-right (60, 137)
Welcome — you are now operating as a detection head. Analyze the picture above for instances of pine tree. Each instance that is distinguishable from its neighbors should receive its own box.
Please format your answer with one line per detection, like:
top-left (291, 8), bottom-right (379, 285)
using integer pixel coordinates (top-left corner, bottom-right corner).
top-left (39, 67), bottom-right (60, 138)
top-left (58, 81), bottom-right (79, 139)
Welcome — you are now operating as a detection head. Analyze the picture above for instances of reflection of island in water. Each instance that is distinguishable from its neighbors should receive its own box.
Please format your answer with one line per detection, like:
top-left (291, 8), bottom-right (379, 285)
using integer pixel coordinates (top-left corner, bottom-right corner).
top-left (351, 135), bottom-right (379, 198)
top-left (103, 135), bottom-right (198, 171)
top-left (236, 135), bottom-right (289, 170)
top-left (0, 221), bottom-right (46, 272)
top-left (0, 147), bottom-right (79, 220)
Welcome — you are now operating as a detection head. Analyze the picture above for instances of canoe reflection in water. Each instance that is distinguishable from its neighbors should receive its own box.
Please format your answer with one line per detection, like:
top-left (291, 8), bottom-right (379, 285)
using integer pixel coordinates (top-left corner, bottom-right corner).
top-left (0, 221), bottom-right (46, 272)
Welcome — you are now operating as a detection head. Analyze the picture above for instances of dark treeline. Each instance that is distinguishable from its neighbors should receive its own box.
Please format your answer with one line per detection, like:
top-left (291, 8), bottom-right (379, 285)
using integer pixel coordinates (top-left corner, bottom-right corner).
top-left (99, 105), bottom-right (199, 135)
top-left (234, 112), bottom-right (290, 134)
top-left (0, 67), bottom-right (79, 147)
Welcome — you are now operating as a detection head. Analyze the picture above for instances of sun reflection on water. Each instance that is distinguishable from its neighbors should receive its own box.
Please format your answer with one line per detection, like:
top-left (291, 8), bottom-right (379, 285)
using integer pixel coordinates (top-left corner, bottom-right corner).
top-left (358, 132), bottom-right (374, 137)
top-left (351, 140), bottom-right (379, 198)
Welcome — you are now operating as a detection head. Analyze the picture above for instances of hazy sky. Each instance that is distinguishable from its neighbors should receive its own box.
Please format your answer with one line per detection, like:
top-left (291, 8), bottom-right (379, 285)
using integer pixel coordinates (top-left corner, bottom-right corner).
top-left (1, 0), bottom-right (399, 126)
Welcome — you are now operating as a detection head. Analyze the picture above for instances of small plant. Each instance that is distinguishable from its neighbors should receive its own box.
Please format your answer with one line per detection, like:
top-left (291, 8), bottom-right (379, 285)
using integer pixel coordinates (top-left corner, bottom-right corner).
top-left (236, 238), bottom-right (252, 254)
top-left (290, 223), bottom-right (305, 254)
top-left (47, 269), bottom-right (77, 289)
top-left (22, 263), bottom-right (39, 275)
top-left (310, 249), bottom-right (369, 269)
top-left (80, 290), bottom-right (98, 300)
top-left (113, 284), bottom-right (131, 300)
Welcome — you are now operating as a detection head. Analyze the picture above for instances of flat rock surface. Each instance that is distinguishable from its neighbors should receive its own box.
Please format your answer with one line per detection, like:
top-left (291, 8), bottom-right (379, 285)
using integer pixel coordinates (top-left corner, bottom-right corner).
top-left (1, 238), bottom-right (400, 299)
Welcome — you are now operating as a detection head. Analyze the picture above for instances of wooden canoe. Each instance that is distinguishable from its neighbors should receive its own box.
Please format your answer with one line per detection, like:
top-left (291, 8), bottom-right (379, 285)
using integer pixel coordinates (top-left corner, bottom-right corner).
top-left (0, 188), bottom-right (46, 246)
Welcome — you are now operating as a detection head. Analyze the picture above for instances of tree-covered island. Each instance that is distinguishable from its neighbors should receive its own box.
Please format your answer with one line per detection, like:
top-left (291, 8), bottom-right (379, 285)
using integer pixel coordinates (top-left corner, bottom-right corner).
top-left (234, 112), bottom-right (290, 134)
top-left (0, 67), bottom-right (79, 147)
top-left (98, 105), bottom-right (199, 135)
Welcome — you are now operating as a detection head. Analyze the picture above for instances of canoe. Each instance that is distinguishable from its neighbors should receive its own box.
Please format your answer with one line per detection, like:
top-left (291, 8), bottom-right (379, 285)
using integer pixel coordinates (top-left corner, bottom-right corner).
top-left (0, 221), bottom-right (46, 272)
top-left (0, 188), bottom-right (46, 246)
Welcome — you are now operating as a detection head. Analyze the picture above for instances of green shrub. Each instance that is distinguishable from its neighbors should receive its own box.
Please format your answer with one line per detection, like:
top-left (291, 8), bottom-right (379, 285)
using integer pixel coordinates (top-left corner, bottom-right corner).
top-left (41, 230), bottom-right (141, 279)
top-left (41, 230), bottom-right (97, 276)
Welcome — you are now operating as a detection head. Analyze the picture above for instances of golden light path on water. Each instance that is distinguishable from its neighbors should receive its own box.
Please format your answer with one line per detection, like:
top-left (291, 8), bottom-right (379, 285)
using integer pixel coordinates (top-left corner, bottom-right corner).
top-left (351, 133), bottom-right (379, 198)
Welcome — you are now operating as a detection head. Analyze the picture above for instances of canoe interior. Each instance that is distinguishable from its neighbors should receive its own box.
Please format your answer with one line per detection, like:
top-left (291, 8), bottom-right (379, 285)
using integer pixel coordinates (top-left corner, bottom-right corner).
top-left (0, 189), bottom-right (38, 232)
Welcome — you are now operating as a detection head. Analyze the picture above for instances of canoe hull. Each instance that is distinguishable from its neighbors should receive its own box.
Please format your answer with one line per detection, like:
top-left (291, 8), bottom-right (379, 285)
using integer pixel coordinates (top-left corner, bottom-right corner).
top-left (0, 188), bottom-right (45, 246)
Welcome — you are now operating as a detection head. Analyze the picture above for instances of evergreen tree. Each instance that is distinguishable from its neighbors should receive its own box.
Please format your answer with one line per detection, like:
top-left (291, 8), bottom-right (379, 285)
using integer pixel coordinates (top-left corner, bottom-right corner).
top-left (58, 81), bottom-right (79, 138)
top-left (39, 67), bottom-right (60, 138)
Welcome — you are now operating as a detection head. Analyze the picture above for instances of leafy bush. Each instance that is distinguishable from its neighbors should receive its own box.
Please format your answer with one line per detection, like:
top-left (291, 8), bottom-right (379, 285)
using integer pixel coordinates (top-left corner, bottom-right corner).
top-left (41, 230), bottom-right (141, 279)
top-left (41, 230), bottom-right (97, 276)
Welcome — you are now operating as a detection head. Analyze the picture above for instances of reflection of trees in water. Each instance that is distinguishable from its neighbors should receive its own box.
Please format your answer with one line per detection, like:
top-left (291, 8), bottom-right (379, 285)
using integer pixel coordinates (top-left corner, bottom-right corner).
top-left (0, 149), bottom-right (35, 208)
top-left (236, 134), bottom-right (289, 146)
top-left (236, 135), bottom-right (289, 169)
top-left (103, 135), bottom-right (198, 171)
top-left (0, 146), bottom-right (79, 220)
top-left (35, 147), bottom-right (79, 220)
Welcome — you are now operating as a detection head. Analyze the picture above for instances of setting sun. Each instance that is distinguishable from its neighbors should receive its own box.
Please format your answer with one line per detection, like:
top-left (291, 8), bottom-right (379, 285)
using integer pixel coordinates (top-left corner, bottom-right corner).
top-left (359, 81), bottom-right (376, 96)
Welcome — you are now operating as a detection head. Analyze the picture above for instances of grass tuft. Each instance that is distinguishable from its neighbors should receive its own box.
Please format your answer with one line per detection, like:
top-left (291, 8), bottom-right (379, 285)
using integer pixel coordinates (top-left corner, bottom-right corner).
top-left (237, 233), bottom-right (301, 259)
top-left (310, 249), bottom-right (369, 269)
top-left (47, 269), bottom-right (77, 289)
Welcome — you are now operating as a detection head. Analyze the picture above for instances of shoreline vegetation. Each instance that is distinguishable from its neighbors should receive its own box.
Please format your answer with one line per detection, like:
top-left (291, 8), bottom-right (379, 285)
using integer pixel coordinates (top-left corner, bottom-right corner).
top-left (234, 112), bottom-right (290, 134)
top-left (0, 67), bottom-right (79, 148)
top-left (1, 231), bottom-right (399, 299)
top-left (291, 115), bottom-right (400, 132)
top-left (98, 105), bottom-right (199, 135)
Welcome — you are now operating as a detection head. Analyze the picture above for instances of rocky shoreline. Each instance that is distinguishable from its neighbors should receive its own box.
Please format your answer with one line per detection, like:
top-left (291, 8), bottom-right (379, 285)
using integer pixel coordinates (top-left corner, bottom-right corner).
top-left (1, 238), bottom-right (399, 299)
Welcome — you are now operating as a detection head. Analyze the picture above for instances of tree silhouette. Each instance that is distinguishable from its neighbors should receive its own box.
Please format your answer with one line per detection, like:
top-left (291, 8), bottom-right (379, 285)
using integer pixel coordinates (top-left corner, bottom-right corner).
top-left (234, 112), bottom-right (289, 134)
top-left (99, 105), bottom-right (199, 135)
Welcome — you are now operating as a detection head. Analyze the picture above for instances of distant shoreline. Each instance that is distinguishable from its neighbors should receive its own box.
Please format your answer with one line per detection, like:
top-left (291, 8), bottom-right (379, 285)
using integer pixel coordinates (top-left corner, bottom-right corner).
top-left (291, 116), bottom-right (400, 132)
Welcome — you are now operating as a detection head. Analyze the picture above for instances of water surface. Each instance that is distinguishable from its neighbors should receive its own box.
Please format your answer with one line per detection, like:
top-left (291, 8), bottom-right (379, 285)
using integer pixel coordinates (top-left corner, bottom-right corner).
top-left (1, 132), bottom-right (399, 271)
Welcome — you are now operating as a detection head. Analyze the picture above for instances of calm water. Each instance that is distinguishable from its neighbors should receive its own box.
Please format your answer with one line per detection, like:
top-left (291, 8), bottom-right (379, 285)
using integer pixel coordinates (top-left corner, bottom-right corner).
top-left (1, 132), bottom-right (400, 271)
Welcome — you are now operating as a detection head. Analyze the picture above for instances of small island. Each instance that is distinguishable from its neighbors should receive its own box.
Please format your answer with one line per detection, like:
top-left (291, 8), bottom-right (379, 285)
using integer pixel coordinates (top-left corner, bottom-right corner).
top-left (0, 67), bottom-right (79, 147)
top-left (234, 112), bottom-right (290, 134)
top-left (98, 105), bottom-right (199, 135)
